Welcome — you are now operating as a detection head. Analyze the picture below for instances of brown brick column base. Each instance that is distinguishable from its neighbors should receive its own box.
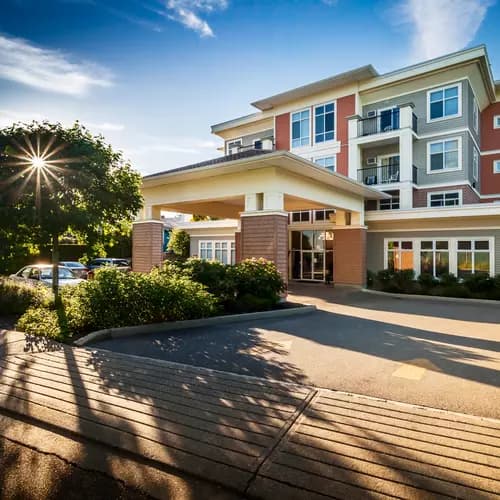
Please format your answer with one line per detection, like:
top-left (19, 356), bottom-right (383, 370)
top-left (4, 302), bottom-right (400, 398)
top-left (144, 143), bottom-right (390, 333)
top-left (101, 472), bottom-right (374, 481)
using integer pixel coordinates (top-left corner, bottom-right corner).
top-left (333, 228), bottom-right (367, 287)
top-left (240, 213), bottom-right (288, 283)
top-left (132, 221), bottom-right (164, 273)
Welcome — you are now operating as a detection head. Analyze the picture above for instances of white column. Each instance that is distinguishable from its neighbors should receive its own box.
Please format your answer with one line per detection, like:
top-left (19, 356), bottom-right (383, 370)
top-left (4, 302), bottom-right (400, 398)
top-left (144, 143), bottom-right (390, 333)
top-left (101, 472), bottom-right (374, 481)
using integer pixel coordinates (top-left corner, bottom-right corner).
top-left (263, 192), bottom-right (284, 211)
top-left (347, 115), bottom-right (361, 181)
top-left (399, 129), bottom-right (413, 183)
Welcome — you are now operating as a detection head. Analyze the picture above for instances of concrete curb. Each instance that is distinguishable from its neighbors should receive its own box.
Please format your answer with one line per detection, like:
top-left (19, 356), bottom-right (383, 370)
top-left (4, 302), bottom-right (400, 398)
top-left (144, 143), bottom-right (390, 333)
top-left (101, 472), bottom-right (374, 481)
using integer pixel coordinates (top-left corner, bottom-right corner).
top-left (362, 287), bottom-right (500, 305)
top-left (73, 304), bottom-right (317, 347)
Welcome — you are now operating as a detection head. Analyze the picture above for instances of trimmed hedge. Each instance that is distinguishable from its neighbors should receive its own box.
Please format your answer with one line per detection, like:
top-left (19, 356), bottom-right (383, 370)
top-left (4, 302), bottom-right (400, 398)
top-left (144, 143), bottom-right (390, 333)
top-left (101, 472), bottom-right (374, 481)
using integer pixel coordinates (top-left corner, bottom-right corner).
top-left (369, 269), bottom-right (500, 300)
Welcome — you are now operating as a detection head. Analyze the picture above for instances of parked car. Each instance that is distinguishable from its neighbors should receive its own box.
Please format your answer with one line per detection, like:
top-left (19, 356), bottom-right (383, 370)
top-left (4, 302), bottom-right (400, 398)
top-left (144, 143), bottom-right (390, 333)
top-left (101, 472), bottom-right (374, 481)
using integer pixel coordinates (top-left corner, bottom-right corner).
top-left (86, 258), bottom-right (131, 279)
top-left (59, 261), bottom-right (89, 279)
top-left (10, 265), bottom-right (84, 287)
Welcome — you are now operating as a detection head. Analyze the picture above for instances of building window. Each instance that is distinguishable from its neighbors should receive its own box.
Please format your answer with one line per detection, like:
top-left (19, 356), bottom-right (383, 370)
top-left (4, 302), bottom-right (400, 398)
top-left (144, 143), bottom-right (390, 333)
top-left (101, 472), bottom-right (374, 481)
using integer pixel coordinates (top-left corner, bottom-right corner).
top-left (199, 241), bottom-right (213, 260)
top-left (314, 103), bottom-right (335, 143)
top-left (226, 139), bottom-right (242, 155)
top-left (290, 210), bottom-right (311, 223)
top-left (428, 84), bottom-right (460, 121)
top-left (473, 100), bottom-right (479, 133)
top-left (428, 191), bottom-right (461, 207)
top-left (494, 115), bottom-right (500, 129)
top-left (387, 241), bottom-right (414, 271)
top-left (291, 109), bottom-right (310, 148)
top-left (199, 240), bottom-right (235, 264)
top-left (254, 139), bottom-right (262, 150)
top-left (314, 156), bottom-right (336, 172)
top-left (314, 209), bottom-right (335, 222)
top-left (457, 240), bottom-right (490, 278)
top-left (420, 240), bottom-right (449, 277)
top-left (473, 148), bottom-right (479, 180)
top-left (428, 138), bottom-right (460, 172)
top-left (379, 190), bottom-right (400, 210)
top-left (494, 160), bottom-right (500, 174)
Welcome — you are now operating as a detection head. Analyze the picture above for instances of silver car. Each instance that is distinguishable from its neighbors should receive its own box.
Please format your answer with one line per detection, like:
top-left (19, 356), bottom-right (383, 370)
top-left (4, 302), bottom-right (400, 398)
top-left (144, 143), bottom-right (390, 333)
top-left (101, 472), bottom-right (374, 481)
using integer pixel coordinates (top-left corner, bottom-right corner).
top-left (10, 265), bottom-right (85, 287)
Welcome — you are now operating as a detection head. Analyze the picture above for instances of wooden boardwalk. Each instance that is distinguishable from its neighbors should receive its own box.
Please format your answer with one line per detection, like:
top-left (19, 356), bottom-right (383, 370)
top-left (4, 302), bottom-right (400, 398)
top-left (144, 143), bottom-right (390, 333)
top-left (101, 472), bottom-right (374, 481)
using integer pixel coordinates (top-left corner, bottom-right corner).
top-left (0, 344), bottom-right (499, 498)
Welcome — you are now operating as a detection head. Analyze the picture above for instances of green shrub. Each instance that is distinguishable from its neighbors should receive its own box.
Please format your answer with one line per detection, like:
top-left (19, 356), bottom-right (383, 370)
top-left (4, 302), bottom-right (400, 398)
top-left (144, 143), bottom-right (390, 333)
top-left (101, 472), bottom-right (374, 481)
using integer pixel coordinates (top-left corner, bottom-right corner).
top-left (67, 267), bottom-right (218, 332)
top-left (366, 270), bottom-right (376, 289)
top-left (0, 278), bottom-right (52, 315)
top-left (438, 273), bottom-right (459, 287)
top-left (375, 269), bottom-right (415, 293)
top-left (227, 258), bottom-right (285, 312)
top-left (16, 307), bottom-right (65, 340)
top-left (167, 229), bottom-right (190, 259)
top-left (180, 258), bottom-right (233, 300)
top-left (436, 285), bottom-right (472, 299)
top-left (417, 273), bottom-right (438, 292)
top-left (463, 274), bottom-right (495, 295)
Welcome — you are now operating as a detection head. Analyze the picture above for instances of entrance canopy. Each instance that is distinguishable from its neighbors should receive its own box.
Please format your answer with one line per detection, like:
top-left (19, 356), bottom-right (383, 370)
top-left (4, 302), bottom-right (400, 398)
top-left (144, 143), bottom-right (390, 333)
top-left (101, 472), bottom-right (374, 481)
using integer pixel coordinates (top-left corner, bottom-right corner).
top-left (140, 150), bottom-right (387, 224)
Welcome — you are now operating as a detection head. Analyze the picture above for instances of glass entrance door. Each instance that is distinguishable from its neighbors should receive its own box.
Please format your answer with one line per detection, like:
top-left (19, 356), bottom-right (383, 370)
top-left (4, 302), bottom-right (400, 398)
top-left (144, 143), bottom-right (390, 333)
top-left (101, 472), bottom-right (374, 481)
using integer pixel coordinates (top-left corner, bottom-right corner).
top-left (291, 230), bottom-right (334, 281)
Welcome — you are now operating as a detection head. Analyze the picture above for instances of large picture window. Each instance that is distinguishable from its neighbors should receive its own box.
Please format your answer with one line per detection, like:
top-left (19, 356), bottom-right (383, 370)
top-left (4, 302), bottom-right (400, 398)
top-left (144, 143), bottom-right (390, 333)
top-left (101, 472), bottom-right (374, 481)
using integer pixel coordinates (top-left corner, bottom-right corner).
top-left (428, 191), bottom-right (461, 207)
top-left (420, 240), bottom-right (449, 277)
top-left (199, 240), bottom-right (235, 265)
top-left (314, 156), bottom-right (335, 172)
top-left (457, 240), bottom-right (490, 278)
top-left (428, 138), bottom-right (460, 172)
top-left (314, 103), bottom-right (335, 143)
top-left (387, 241), bottom-right (414, 271)
top-left (428, 84), bottom-right (460, 121)
top-left (291, 109), bottom-right (310, 148)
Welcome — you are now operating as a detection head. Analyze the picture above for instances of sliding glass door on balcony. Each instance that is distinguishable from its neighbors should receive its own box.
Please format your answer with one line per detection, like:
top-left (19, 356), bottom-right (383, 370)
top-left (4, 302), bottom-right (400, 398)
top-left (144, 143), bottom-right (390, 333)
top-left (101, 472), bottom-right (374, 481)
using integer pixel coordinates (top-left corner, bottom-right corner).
top-left (291, 230), bottom-right (334, 282)
top-left (358, 156), bottom-right (400, 185)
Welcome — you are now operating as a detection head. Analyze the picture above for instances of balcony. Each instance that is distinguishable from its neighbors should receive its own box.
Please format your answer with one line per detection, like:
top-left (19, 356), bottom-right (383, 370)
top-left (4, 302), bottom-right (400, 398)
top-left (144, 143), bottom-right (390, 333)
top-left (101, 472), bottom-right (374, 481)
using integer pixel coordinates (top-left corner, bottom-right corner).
top-left (358, 162), bottom-right (419, 186)
top-left (357, 109), bottom-right (418, 138)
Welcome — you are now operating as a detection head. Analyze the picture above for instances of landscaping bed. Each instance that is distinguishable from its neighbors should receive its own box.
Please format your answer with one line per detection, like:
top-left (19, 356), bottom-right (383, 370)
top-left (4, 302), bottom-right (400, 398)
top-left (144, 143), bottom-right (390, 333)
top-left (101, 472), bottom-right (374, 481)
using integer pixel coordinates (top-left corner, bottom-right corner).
top-left (1, 258), bottom-right (288, 342)
top-left (367, 269), bottom-right (500, 301)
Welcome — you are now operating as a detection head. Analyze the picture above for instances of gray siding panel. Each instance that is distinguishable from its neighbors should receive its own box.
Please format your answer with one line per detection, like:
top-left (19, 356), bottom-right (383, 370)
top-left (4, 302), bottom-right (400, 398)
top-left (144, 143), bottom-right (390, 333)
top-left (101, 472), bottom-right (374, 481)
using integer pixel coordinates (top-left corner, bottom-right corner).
top-left (367, 229), bottom-right (500, 274)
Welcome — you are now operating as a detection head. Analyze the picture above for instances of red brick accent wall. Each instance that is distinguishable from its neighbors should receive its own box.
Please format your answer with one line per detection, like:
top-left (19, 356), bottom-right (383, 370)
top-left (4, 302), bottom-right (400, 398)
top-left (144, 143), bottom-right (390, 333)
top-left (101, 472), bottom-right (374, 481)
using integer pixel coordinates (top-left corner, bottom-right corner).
top-left (413, 185), bottom-right (480, 207)
top-left (336, 94), bottom-right (356, 177)
top-left (480, 102), bottom-right (500, 152)
top-left (275, 113), bottom-right (290, 151)
top-left (234, 231), bottom-right (241, 263)
top-left (240, 214), bottom-right (288, 281)
top-left (481, 153), bottom-right (500, 195)
top-left (333, 228), bottom-right (367, 286)
top-left (132, 221), bottom-right (163, 273)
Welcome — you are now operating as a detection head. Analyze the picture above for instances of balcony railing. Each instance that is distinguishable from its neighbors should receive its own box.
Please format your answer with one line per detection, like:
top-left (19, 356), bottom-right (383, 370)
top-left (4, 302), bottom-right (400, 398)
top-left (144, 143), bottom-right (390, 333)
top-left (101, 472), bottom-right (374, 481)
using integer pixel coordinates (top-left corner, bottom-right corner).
top-left (412, 165), bottom-right (418, 184)
top-left (357, 109), bottom-right (418, 137)
top-left (358, 161), bottom-right (400, 185)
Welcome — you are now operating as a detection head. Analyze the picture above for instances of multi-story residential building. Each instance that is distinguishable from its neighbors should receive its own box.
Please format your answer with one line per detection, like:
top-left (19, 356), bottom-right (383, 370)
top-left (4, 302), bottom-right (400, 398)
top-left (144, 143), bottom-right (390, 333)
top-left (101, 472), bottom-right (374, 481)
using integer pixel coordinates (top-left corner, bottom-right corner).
top-left (135, 45), bottom-right (500, 286)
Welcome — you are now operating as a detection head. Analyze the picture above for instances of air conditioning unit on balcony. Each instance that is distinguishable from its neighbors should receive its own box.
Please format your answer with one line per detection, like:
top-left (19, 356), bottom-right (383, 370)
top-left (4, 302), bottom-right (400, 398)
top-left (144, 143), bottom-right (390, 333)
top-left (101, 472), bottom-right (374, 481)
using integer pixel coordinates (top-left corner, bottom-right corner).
top-left (367, 110), bottom-right (377, 118)
top-left (367, 157), bottom-right (377, 166)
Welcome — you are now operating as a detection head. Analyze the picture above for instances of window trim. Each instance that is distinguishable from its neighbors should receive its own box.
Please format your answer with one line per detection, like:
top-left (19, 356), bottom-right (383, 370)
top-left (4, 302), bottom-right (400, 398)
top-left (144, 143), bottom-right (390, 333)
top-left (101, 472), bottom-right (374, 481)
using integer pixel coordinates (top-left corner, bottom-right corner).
top-left (314, 155), bottom-right (336, 172)
top-left (494, 159), bottom-right (500, 174)
top-left (226, 138), bottom-right (242, 155)
top-left (494, 115), bottom-right (500, 129)
top-left (313, 101), bottom-right (336, 144)
top-left (426, 136), bottom-right (462, 174)
top-left (427, 190), bottom-right (462, 208)
top-left (473, 99), bottom-right (479, 133)
top-left (290, 107), bottom-right (311, 149)
top-left (198, 240), bottom-right (235, 265)
top-left (473, 147), bottom-right (479, 180)
top-left (426, 83), bottom-right (462, 123)
top-left (383, 237), bottom-right (495, 277)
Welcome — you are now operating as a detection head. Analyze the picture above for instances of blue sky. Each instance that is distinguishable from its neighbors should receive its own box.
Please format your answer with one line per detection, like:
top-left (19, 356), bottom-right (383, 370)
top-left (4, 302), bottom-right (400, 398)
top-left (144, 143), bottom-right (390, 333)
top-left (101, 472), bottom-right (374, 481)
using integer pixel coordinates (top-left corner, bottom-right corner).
top-left (1, 0), bottom-right (499, 174)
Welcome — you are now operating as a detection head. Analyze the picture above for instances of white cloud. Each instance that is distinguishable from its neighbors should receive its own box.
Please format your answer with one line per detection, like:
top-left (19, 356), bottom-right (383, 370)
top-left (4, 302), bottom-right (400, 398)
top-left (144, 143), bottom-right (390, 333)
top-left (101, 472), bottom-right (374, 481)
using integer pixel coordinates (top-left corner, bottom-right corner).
top-left (0, 34), bottom-right (113, 96)
top-left (0, 109), bottom-right (44, 127)
top-left (165, 0), bottom-right (228, 37)
top-left (397, 0), bottom-right (492, 61)
top-left (86, 121), bottom-right (125, 132)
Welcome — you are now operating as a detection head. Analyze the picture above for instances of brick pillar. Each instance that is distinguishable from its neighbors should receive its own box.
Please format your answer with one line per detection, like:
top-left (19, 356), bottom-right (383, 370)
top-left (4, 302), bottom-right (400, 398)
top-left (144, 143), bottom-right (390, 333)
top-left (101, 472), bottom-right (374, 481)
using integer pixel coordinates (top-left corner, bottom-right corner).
top-left (234, 231), bottom-right (242, 263)
top-left (132, 221), bottom-right (164, 273)
top-left (240, 213), bottom-right (288, 282)
top-left (333, 228), bottom-right (367, 286)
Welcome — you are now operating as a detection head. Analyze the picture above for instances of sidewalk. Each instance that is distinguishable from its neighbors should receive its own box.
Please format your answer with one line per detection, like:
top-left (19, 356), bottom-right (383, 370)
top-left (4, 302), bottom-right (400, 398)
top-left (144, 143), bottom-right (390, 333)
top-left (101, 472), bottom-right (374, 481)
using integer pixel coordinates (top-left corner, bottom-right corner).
top-left (1, 329), bottom-right (499, 499)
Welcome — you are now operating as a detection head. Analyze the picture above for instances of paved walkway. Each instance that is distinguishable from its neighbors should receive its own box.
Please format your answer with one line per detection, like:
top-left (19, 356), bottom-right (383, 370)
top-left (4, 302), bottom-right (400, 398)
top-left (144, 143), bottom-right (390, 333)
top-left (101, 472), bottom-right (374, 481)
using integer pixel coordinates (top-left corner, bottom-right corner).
top-left (1, 331), bottom-right (499, 499)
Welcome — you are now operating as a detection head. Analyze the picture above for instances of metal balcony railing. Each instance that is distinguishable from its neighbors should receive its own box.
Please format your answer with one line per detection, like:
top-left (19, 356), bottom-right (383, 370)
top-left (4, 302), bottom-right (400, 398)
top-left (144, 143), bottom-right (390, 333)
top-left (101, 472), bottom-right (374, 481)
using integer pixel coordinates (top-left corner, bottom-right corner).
top-left (357, 109), bottom-right (418, 137)
top-left (358, 161), bottom-right (400, 185)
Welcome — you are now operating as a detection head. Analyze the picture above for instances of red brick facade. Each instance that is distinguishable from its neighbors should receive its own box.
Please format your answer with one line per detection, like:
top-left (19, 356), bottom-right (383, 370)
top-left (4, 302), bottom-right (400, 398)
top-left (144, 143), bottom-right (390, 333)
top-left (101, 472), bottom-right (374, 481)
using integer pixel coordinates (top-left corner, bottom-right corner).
top-left (240, 214), bottom-right (288, 280)
top-left (336, 94), bottom-right (356, 177)
top-left (333, 228), bottom-right (367, 286)
top-left (480, 102), bottom-right (500, 152)
top-left (275, 113), bottom-right (290, 150)
top-left (132, 221), bottom-right (163, 273)
top-left (413, 185), bottom-right (480, 207)
top-left (481, 154), bottom-right (500, 196)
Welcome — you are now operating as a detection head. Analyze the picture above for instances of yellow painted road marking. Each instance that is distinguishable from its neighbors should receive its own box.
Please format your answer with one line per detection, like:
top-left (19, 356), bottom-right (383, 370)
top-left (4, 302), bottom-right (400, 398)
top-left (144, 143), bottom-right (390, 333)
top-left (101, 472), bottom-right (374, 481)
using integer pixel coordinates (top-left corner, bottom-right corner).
top-left (392, 358), bottom-right (441, 381)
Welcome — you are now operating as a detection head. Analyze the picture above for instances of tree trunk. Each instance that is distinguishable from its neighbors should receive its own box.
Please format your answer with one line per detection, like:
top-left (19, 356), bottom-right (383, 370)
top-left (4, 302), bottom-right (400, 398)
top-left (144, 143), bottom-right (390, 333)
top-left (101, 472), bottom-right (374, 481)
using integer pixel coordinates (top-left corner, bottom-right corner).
top-left (52, 233), bottom-right (60, 301)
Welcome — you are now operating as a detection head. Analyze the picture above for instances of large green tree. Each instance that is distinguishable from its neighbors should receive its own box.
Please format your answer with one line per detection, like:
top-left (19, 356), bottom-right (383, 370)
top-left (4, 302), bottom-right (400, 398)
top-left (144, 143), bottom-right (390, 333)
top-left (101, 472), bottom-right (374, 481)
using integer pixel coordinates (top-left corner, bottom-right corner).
top-left (0, 121), bottom-right (143, 297)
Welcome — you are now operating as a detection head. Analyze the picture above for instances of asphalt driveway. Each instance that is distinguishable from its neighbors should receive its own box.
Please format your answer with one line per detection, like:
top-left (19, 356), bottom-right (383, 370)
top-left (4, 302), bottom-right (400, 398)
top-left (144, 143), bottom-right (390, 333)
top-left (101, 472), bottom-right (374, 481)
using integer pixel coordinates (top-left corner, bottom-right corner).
top-left (92, 283), bottom-right (500, 418)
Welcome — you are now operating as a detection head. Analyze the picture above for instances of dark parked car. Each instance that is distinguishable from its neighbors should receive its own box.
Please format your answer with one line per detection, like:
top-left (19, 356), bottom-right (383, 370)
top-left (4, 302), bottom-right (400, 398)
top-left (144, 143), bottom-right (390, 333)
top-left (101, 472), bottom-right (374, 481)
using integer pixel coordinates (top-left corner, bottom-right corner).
top-left (87, 258), bottom-right (131, 279)
top-left (10, 265), bottom-right (84, 287)
top-left (60, 261), bottom-right (89, 279)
